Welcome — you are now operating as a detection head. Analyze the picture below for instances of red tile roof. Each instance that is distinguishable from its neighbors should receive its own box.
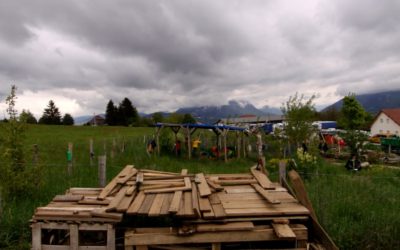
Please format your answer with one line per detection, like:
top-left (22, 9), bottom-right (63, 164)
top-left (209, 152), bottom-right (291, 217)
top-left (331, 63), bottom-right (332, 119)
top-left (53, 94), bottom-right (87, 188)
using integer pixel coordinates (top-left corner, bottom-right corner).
top-left (382, 108), bottom-right (400, 126)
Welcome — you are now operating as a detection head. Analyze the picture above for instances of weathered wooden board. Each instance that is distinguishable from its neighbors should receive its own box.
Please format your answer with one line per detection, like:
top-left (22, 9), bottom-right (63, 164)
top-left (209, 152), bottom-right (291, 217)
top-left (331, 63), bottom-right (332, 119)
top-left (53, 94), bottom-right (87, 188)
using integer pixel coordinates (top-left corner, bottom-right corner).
top-left (148, 193), bottom-right (166, 217)
top-left (196, 173), bottom-right (212, 197)
top-left (125, 225), bottom-right (308, 245)
top-left (251, 167), bottom-right (274, 189)
top-left (168, 191), bottom-right (183, 213)
top-left (127, 191), bottom-right (146, 215)
top-left (272, 223), bottom-right (296, 239)
top-left (196, 222), bottom-right (254, 232)
top-left (252, 184), bottom-right (281, 204)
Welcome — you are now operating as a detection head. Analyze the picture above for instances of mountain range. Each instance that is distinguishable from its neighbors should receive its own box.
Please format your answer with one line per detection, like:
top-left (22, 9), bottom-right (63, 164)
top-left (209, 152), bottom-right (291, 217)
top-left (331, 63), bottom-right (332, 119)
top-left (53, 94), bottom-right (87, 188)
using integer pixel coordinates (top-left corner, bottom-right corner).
top-left (75, 90), bottom-right (400, 125)
top-left (323, 90), bottom-right (400, 114)
top-left (175, 100), bottom-right (279, 124)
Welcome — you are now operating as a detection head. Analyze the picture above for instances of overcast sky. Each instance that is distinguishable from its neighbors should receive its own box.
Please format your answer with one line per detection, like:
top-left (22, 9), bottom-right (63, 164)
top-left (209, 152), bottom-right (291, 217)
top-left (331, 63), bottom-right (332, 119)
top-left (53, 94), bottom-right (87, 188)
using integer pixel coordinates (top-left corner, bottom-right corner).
top-left (1, 0), bottom-right (400, 118)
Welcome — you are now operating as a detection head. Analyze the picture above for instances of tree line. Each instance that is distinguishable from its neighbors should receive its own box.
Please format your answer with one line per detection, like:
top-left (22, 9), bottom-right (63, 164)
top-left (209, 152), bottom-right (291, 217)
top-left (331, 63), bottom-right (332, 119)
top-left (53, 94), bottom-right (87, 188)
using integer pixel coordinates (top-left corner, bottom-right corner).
top-left (2, 100), bottom-right (75, 125)
top-left (1, 95), bottom-right (197, 127)
top-left (105, 97), bottom-right (196, 126)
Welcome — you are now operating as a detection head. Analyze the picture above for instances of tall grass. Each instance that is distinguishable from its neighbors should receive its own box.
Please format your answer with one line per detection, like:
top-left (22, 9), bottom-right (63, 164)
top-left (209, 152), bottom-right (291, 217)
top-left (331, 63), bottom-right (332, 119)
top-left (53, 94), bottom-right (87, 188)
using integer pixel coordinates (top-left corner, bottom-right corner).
top-left (0, 125), bottom-right (399, 249)
top-left (304, 163), bottom-right (400, 250)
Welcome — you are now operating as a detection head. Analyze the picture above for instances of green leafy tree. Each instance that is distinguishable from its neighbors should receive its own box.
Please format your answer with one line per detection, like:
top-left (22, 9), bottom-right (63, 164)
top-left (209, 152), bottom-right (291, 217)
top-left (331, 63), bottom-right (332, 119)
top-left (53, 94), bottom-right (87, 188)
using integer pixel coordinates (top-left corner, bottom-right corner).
top-left (62, 113), bottom-right (74, 125)
top-left (182, 113), bottom-right (196, 124)
top-left (152, 112), bottom-right (164, 124)
top-left (281, 93), bottom-right (317, 149)
top-left (339, 94), bottom-right (368, 157)
top-left (339, 94), bottom-right (367, 129)
top-left (0, 85), bottom-right (43, 200)
top-left (165, 113), bottom-right (184, 124)
top-left (19, 109), bottom-right (37, 124)
top-left (105, 100), bottom-right (117, 126)
top-left (139, 116), bottom-right (153, 127)
top-left (39, 100), bottom-right (61, 125)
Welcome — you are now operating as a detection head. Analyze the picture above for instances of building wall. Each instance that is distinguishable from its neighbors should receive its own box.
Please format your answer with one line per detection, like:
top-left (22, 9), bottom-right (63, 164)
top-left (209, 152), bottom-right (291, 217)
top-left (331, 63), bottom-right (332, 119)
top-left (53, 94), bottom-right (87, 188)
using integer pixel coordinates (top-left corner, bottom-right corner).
top-left (370, 113), bottom-right (400, 135)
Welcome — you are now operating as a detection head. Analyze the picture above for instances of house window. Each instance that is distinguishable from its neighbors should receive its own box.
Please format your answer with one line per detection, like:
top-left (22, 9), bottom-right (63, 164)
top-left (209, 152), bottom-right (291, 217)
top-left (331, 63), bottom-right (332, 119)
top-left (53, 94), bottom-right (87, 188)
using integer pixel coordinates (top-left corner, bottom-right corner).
top-left (380, 118), bottom-right (383, 123)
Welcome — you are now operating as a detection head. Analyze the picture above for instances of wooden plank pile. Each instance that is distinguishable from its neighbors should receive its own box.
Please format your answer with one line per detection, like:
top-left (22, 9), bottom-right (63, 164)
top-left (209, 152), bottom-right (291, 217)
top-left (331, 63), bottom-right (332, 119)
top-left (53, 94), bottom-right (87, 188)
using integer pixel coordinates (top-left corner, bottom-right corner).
top-left (31, 165), bottom-right (329, 250)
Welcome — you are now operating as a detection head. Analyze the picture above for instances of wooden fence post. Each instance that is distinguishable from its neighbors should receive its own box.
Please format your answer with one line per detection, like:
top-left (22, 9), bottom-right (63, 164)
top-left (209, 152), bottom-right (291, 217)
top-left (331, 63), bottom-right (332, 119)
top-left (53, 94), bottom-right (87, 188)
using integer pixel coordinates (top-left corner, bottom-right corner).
top-left (33, 144), bottom-right (39, 165)
top-left (67, 142), bottom-right (73, 175)
top-left (98, 155), bottom-right (107, 187)
top-left (121, 138), bottom-right (125, 153)
top-left (279, 161), bottom-right (287, 186)
top-left (111, 138), bottom-right (116, 159)
top-left (236, 131), bottom-right (241, 159)
top-left (89, 139), bottom-right (94, 166)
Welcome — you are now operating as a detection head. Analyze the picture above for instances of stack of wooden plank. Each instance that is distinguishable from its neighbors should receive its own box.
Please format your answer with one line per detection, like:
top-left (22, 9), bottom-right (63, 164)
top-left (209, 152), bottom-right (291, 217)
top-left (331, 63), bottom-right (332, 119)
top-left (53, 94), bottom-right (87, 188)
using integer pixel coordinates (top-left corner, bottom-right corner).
top-left (32, 165), bottom-right (321, 249)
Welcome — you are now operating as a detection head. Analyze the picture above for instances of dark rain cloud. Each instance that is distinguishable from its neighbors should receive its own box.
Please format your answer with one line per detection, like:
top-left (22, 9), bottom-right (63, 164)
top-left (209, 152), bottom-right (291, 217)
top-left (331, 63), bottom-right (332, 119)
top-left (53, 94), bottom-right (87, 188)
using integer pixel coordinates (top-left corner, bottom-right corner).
top-left (0, 0), bottom-right (400, 115)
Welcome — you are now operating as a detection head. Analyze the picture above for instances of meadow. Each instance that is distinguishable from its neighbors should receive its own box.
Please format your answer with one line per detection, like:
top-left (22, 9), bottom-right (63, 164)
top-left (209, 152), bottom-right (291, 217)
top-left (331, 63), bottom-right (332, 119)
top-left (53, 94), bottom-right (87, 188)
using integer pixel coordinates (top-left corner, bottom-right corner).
top-left (0, 124), bottom-right (399, 249)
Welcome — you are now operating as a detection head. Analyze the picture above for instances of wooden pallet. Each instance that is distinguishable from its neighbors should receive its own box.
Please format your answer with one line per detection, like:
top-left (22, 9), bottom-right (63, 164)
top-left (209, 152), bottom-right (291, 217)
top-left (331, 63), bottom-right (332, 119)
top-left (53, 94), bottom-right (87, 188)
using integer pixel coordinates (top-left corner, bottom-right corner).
top-left (31, 222), bottom-right (115, 250)
top-left (31, 165), bottom-right (334, 249)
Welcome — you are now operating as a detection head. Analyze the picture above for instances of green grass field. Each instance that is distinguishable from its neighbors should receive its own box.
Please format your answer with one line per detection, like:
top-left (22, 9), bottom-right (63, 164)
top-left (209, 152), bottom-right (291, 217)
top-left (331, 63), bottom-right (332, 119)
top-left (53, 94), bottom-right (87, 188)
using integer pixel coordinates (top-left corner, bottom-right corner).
top-left (0, 125), bottom-right (399, 249)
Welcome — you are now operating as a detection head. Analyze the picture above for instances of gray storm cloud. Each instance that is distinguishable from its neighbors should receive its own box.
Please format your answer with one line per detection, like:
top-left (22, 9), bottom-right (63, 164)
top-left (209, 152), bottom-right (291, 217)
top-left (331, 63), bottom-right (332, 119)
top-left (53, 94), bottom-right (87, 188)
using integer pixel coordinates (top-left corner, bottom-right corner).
top-left (0, 0), bottom-right (399, 115)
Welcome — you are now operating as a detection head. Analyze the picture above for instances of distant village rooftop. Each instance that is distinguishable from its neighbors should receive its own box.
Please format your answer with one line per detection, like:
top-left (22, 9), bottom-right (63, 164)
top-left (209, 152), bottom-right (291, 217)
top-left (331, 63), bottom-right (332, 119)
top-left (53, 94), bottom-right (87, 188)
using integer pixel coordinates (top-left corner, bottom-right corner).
top-left (217, 114), bottom-right (285, 125)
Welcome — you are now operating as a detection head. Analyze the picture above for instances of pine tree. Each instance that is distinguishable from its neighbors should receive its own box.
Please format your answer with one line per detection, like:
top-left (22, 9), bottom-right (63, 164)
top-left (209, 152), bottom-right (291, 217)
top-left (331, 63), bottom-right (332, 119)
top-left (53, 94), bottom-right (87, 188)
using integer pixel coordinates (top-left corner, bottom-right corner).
top-left (39, 100), bottom-right (61, 125)
top-left (105, 100), bottom-right (117, 126)
top-left (118, 98), bottom-right (139, 126)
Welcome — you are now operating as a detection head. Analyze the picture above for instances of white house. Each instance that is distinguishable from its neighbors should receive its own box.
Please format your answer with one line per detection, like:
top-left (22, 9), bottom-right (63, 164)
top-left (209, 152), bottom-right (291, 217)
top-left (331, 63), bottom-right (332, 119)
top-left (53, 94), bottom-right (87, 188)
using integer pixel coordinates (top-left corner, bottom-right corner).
top-left (370, 108), bottom-right (400, 136)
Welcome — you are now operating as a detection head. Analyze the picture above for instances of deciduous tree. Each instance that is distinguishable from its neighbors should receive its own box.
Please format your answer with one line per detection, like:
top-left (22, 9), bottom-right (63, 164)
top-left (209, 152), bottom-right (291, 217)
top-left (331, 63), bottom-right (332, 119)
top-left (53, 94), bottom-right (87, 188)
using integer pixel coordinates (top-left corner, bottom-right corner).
top-left (339, 94), bottom-right (368, 157)
top-left (0, 85), bottom-right (43, 200)
top-left (19, 109), bottom-right (37, 124)
top-left (182, 113), bottom-right (196, 124)
top-left (281, 93), bottom-right (316, 148)
top-left (62, 113), bottom-right (74, 125)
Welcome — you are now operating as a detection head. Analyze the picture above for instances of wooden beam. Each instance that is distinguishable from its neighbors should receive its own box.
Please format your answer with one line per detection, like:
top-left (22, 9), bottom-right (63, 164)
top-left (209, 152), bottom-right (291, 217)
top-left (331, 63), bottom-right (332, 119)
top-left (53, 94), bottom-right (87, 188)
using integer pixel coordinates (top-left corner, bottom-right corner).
top-left (191, 182), bottom-right (200, 217)
top-left (196, 222), bottom-right (254, 232)
top-left (69, 224), bottom-right (79, 250)
top-left (272, 223), bottom-right (296, 239)
top-left (106, 186), bottom-right (128, 211)
top-left (126, 191), bottom-right (146, 215)
top-left (251, 166), bottom-right (274, 189)
top-left (195, 173), bottom-right (212, 197)
top-left (287, 170), bottom-right (316, 218)
top-left (107, 224), bottom-right (115, 250)
top-left (148, 193), bottom-right (165, 217)
top-left (31, 223), bottom-right (41, 250)
top-left (288, 170), bottom-right (339, 250)
top-left (97, 165), bottom-right (133, 200)
top-left (125, 225), bottom-right (307, 245)
top-left (168, 191), bottom-right (182, 214)
top-left (251, 184), bottom-right (281, 204)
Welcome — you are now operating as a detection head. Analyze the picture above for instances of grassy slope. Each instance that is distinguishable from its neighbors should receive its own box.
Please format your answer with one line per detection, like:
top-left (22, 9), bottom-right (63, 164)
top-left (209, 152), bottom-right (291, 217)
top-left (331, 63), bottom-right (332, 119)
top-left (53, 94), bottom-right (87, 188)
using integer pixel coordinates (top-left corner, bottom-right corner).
top-left (0, 124), bottom-right (399, 249)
